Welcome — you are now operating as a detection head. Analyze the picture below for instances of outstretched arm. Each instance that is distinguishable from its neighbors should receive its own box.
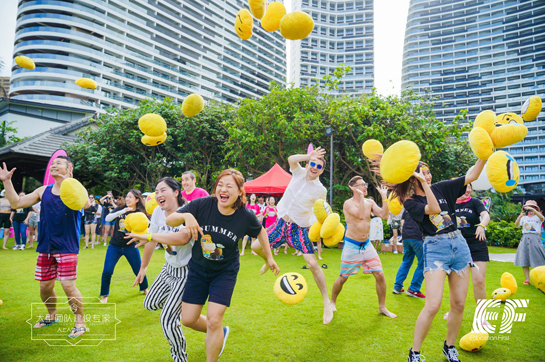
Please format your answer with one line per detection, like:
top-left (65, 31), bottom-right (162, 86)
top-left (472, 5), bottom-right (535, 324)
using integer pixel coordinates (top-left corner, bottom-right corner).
top-left (465, 159), bottom-right (486, 185)
top-left (126, 229), bottom-right (192, 248)
top-left (288, 147), bottom-right (326, 170)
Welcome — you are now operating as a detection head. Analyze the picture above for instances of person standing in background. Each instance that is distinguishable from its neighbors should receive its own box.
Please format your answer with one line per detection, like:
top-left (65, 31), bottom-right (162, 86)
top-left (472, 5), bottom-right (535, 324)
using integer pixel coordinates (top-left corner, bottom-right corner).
top-left (11, 192), bottom-right (32, 250)
top-left (514, 200), bottom-right (545, 285)
top-left (0, 189), bottom-right (12, 249)
top-left (181, 171), bottom-right (209, 202)
top-left (100, 192), bottom-right (117, 247)
top-left (27, 202), bottom-right (41, 248)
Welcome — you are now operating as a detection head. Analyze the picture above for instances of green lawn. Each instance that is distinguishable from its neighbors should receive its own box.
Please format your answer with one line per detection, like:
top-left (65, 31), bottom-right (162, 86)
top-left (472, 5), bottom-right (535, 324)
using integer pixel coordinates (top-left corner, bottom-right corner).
top-left (0, 239), bottom-right (543, 362)
top-left (487, 246), bottom-right (518, 254)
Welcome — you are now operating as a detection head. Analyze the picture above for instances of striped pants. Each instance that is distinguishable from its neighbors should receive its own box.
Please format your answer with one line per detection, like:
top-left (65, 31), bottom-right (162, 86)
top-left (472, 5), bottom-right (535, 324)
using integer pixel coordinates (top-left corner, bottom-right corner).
top-left (144, 263), bottom-right (189, 362)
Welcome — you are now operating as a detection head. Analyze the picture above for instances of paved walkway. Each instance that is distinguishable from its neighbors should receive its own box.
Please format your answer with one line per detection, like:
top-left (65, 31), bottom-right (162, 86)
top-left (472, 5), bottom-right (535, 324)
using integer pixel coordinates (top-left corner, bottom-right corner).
top-left (489, 253), bottom-right (516, 263)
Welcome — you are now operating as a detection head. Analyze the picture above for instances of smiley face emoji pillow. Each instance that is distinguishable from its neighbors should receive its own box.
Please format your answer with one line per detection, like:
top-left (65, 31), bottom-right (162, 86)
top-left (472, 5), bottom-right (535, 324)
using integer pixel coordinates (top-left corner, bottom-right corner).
top-left (486, 151), bottom-right (519, 193)
top-left (274, 273), bottom-right (308, 305)
top-left (234, 9), bottom-right (253, 40)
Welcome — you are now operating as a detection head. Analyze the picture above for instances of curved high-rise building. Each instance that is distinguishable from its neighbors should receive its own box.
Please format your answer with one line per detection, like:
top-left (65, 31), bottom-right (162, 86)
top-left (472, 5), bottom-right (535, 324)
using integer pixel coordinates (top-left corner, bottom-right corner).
top-left (402, 0), bottom-right (545, 192)
top-left (10, 0), bottom-right (286, 111)
top-left (289, 0), bottom-right (374, 95)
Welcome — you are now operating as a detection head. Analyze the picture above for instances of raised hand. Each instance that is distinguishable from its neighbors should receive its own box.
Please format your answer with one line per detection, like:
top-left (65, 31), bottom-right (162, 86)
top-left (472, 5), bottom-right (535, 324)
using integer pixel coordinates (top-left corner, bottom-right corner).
top-left (309, 146), bottom-right (326, 159)
top-left (349, 185), bottom-right (364, 196)
top-left (376, 185), bottom-right (388, 199)
top-left (0, 163), bottom-right (16, 182)
top-left (413, 169), bottom-right (426, 183)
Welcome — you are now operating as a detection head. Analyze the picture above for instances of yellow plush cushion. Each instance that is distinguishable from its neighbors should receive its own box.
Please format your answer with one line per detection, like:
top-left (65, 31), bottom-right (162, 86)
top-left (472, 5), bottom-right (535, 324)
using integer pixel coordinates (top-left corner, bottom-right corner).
top-left (308, 221), bottom-right (322, 242)
top-left (127, 212), bottom-right (149, 234)
top-left (313, 199), bottom-right (331, 223)
top-left (500, 272), bottom-right (517, 295)
top-left (323, 224), bottom-right (345, 247)
top-left (388, 192), bottom-right (403, 215)
top-left (274, 272), bottom-right (308, 305)
top-left (249, 0), bottom-right (266, 19)
top-left (530, 265), bottom-right (545, 293)
top-left (491, 287), bottom-right (511, 301)
top-left (320, 213), bottom-right (340, 239)
top-left (362, 139), bottom-right (383, 159)
top-left (141, 133), bottom-right (166, 147)
top-left (60, 178), bottom-right (88, 211)
top-left (261, 2), bottom-right (286, 32)
top-left (521, 95), bottom-right (542, 122)
top-left (380, 140), bottom-right (421, 184)
top-left (468, 127), bottom-right (495, 161)
top-left (473, 110), bottom-right (496, 135)
top-left (138, 113), bottom-right (167, 137)
top-left (145, 193), bottom-right (159, 215)
top-left (279, 11), bottom-right (314, 40)
top-left (486, 151), bottom-right (519, 193)
top-left (124, 213), bottom-right (133, 232)
top-left (75, 78), bottom-right (97, 89)
top-left (490, 113), bottom-right (527, 148)
top-left (234, 9), bottom-right (253, 40)
top-left (459, 332), bottom-right (489, 352)
top-left (15, 55), bottom-right (35, 70)
top-left (182, 93), bottom-right (204, 117)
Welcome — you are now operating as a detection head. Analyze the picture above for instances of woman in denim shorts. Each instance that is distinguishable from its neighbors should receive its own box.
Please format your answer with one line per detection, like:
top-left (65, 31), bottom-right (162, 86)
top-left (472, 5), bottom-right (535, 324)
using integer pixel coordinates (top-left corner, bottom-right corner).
top-left (391, 160), bottom-right (485, 362)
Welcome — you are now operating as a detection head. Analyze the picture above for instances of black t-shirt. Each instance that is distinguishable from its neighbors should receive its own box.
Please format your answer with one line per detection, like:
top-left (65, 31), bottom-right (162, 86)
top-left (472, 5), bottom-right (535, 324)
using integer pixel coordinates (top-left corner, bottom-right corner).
top-left (84, 204), bottom-right (98, 221)
top-left (401, 210), bottom-right (423, 240)
top-left (455, 197), bottom-right (487, 243)
top-left (101, 199), bottom-right (116, 218)
top-left (177, 196), bottom-right (262, 273)
top-left (404, 177), bottom-right (467, 237)
top-left (12, 207), bottom-right (31, 223)
top-left (109, 207), bottom-right (141, 247)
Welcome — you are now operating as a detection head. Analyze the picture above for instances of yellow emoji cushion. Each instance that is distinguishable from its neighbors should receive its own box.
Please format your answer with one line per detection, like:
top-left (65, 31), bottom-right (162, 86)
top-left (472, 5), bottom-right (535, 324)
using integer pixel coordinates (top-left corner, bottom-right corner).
top-left (249, 0), bottom-right (266, 19)
top-left (128, 212), bottom-right (149, 234)
top-left (320, 213), bottom-right (340, 239)
top-left (145, 193), bottom-right (159, 215)
top-left (388, 192), bottom-right (403, 215)
top-left (234, 9), bottom-right (253, 40)
top-left (473, 110), bottom-right (496, 135)
top-left (521, 95), bottom-right (542, 122)
top-left (530, 265), bottom-right (545, 293)
top-left (75, 78), bottom-right (97, 89)
top-left (380, 140), bottom-right (421, 184)
top-left (308, 221), bottom-right (322, 242)
top-left (279, 11), bottom-right (314, 40)
top-left (15, 55), bottom-right (35, 70)
top-left (486, 151), bottom-right (519, 193)
top-left (141, 133), bottom-right (166, 147)
top-left (362, 139), bottom-right (383, 159)
top-left (138, 113), bottom-right (167, 137)
top-left (490, 113), bottom-right (527, 148)
top-left (274, 272), bottom-right (308, 305)
top-left (468, 127), bottom-right (495, 161)
top-left (313, 199), bottom-right (331, 223)
top-left (60, 178), bottom-right (88, 211)
top-left (323, 223), bottom-right (345, 247)
top-left (500, 272), bottom-right (517, 295)
top-left (459, 332), bottom-right (489, 352)
top-left (491, 287), bottom-right (511, 301)
top-left (261, 2), bottom-right (287, 32)
top-left (182, 93), bottom-right (204, 117)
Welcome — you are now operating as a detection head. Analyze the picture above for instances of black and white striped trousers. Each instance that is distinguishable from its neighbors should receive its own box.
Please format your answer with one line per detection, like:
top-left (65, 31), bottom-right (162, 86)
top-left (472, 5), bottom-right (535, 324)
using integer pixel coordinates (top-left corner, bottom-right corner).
top-left (144, 263), bottom-right (189, 362)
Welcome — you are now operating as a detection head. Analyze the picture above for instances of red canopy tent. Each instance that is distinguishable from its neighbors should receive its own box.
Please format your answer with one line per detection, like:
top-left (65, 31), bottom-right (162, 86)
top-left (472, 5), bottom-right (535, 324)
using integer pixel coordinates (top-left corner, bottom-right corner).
top-left (244, 163), bottom-right (292, 195)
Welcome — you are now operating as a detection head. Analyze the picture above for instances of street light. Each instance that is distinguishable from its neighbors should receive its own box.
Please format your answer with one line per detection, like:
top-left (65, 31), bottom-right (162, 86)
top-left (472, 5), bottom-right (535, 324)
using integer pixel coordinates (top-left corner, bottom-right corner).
top-left (325, 126), bottom-right (333, 206)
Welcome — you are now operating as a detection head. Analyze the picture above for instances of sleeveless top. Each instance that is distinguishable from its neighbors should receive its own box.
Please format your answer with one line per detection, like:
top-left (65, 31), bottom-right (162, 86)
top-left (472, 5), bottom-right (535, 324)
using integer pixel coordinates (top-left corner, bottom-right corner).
top-left (37, 185), bottom-right (82, 254)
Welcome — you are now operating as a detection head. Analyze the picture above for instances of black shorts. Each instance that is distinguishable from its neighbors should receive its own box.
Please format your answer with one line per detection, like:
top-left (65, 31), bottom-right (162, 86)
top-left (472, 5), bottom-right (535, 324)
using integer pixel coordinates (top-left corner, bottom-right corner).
top-left (467, 238), bottom-right (489, 262)
top-left (182, 261), bottom-right (238, 307)
top-left (0, 213), bottom-right (11, 229)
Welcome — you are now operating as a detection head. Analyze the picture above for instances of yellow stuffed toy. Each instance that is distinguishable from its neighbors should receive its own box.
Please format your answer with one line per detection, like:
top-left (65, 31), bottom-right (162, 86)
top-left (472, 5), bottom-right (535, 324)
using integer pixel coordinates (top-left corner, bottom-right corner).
top-left (60, 178), bottom-right (88, 210)
top-left (234, 9), bottom-right (253, 40)
top-left (145, 193), bottom-right (159, 215)
top-left (182, 93), bottom-right (204, 117)
top-left (468, 127), bottom-right (495, 161)
top-left (279, 11), bottom-right (314, 40)
top-left (261, 2), bottom-right (286, 32)
top-left (387, 192), bottom-right (403, 215)
top-left (124, 213), bottom-right (133, 232)
top-left (362, 139), bottom-right (383, 159)
top-left (141, 133), bottom-right (166, 147)
top-left (521, 95), bottom-right (542, 122)
top-left (320, 213), bottom-right (340, 239)
top-left (486, 151), bottom-right (519, 193)
top-left (491, 113), bottom-right (528, 149)
top-left (530, 265), bottom-right (545, 293)
top-left (380, 140), bottom-right (421, 184)
top-left (323, 223), bottom-right (345, 247)
top-left (126, 212), bottom-right (149, 234)
top-left (15, 55), bottom-right (35, 70)
top-left (313, 199), bottom-right (331, 223)
top-left (491, 287), bottom-right (511, 302)
top-left (138, 113), bottom-right (167, 137)
top-left (75, 78), bottom-right (97, 90)
top-left (500, 272), bottom-right (517, 295)
top-left (248, 0), bottom-right (265, 19)
top-left (274, 272), bottom-right (308, 305)
top-left (308, 221), bottom-right (322, 242)
top-left (459, 332), bottom-right (489, 352)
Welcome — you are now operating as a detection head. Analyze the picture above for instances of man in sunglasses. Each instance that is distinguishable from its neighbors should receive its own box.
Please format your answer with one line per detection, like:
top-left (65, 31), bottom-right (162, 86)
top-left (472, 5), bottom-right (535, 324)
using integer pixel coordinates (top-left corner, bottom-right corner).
top-left (254, 147), bottom-right (334, 324)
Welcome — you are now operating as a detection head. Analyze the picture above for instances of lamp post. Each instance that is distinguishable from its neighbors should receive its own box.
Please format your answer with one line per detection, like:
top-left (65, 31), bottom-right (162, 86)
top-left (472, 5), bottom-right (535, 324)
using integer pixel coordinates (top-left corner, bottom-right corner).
top-left (325, 126), bottom-right (333, 206)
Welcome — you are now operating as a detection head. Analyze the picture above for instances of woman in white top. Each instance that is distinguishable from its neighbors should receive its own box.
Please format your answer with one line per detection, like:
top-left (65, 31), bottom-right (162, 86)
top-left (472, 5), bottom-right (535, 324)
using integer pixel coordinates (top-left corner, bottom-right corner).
top-left (131, 177), bottom-right (194, 362)
top-left (514, 200), bottom-right (545, 285)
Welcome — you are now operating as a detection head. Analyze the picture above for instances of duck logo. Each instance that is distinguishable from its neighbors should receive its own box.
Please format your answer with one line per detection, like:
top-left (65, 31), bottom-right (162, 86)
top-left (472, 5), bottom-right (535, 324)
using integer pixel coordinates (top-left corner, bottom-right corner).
top-left (471, 299), bottom-right (529, 335)
top-left (274, 273), bottom-right (308, 305)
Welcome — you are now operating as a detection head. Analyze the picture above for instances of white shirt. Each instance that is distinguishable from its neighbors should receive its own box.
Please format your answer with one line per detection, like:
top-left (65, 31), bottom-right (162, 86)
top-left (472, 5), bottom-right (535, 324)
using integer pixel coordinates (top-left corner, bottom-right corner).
top-left (150, 207), bottom-right (194, 268)
top-left (521, 215), bottom-right (542, 234)
top-left (277, 164), bottom-right (327, 227)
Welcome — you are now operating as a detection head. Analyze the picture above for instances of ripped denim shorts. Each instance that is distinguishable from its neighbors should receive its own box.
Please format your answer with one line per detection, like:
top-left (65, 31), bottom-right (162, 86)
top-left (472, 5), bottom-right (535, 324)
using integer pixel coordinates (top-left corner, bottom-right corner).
top-left (423, 230), bottom-right (474, 276)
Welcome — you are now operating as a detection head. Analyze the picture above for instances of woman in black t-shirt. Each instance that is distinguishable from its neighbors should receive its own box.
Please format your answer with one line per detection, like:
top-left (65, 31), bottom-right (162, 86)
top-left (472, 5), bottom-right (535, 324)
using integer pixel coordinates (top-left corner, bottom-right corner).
top-left (455, 183), bottom-right (490, 305)
top-left (164, 169), bottom-right (279, 362)
top-left (99, 189), bottom-right (149, 303)
top-left (391, 159), bottom-right (485, 362)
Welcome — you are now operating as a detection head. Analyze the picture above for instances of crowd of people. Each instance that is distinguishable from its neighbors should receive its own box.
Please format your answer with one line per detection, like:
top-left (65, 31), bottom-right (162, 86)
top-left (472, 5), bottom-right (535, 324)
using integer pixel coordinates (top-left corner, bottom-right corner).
top-left (0, 143), bottom-right (544, 362)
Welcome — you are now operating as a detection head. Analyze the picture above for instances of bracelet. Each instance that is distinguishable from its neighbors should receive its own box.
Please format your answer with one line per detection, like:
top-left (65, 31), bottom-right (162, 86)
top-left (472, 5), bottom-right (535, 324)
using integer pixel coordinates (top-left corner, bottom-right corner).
top-left (147, 232), bottom-right (152, 242)
top-left (476, 224), bottom-right (486, 228)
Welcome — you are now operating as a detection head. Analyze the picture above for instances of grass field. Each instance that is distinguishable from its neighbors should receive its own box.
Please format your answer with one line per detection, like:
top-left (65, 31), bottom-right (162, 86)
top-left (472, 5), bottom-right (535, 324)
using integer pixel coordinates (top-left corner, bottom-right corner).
top-left (0, 239), bottom-right (544, 362)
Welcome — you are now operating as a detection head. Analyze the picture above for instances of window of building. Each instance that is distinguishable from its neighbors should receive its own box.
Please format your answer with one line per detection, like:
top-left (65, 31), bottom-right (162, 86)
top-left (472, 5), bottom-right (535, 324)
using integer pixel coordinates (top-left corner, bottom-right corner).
top-left (346, 28), bottom-right (354, 36)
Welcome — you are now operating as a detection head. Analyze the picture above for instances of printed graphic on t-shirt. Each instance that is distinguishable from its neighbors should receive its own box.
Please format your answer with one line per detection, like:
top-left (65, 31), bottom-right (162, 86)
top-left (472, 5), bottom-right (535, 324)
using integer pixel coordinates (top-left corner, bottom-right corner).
top-left (201, 234), bottom-right (225, 260)
top-left (457, 216), bottom-right (470, 228)
top-left (119, 217), bottom-right (127, 232)
top-left (523, 222), bottom-right (537, 232)
top-left (429, 211), bottom-right (454, 231)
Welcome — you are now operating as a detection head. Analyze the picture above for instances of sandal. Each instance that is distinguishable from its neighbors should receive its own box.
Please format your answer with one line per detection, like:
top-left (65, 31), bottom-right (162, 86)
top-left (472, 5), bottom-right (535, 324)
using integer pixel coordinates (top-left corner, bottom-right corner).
top-left (33, 318), bottom-right (60, 329)
top-left (68, 326), bottom-right (87, 338)
top-left (523, 280), bottom-right (530, 285)
top-left (321, 264), bottom-right (328, 269)
top-left (301, 265), bottom-right (309, 269)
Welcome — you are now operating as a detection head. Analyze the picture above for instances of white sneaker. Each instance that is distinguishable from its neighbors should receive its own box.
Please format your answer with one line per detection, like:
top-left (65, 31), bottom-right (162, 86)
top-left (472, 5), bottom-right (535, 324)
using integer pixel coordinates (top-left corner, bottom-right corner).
top-left (219, 326), bottom-right (229, 357)
top-left (103, 242), bottom-right (107, 246)
top-left (393, 250), bottom-right (399, 254)
top-left (19, 245), bottom-right (25, 250)
top-left (12, 245), bottom-right (17, 250)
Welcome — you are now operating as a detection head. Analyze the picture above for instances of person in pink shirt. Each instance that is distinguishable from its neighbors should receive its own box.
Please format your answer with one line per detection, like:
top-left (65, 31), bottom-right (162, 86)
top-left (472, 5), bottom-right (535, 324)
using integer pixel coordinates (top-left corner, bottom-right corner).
top-left (241, 194), bottom-right (261, 256)
top-left (181, 171), bottom-right (209, 202)
top-left (264, 197), bottom-right (287, 255)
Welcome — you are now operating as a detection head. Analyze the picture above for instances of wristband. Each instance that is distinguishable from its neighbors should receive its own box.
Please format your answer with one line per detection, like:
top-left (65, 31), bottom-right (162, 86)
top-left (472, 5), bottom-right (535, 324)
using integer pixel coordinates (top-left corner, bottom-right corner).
top-left (147, 232), bottom-right (152, 242)
top-left (476, 224), bottom-right (486, 228)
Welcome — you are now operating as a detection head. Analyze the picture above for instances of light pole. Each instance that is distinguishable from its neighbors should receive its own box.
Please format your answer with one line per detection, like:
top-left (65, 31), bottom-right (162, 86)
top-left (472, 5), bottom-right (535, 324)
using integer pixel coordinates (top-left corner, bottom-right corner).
top-left (325, 126), bottom-right (333, 206)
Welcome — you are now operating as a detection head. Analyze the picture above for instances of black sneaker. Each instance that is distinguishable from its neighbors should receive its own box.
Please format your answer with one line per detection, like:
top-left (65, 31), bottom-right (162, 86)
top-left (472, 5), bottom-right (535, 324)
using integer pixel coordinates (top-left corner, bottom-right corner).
top-left (442, 341), bottom-right (461, 362)
top-left (408, 348), bottom-right (426, 362)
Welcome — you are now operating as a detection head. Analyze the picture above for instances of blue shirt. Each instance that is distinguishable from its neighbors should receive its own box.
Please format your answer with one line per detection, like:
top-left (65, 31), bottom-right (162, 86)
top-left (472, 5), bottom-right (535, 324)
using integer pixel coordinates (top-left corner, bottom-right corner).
top-left (36, 185), bottom-right (82, 254)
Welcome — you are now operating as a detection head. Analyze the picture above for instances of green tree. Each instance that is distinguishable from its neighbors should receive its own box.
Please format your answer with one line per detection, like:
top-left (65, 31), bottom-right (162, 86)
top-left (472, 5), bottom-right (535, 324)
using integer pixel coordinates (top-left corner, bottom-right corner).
top-left (0, 120), bottom-right (24, 147)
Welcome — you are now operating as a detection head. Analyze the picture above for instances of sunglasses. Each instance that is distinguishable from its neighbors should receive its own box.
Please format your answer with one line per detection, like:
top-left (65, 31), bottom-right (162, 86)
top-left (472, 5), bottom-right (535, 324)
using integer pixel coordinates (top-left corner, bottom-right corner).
top-left (309, 161), bottom-right (323, 170)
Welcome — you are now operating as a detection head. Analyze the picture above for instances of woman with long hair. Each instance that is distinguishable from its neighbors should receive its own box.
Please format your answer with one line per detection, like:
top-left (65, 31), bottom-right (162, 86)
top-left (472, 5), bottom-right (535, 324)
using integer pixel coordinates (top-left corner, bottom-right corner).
top-left (388, 159), bottom-right (485, 362)
top-left (100, 189), bottom-right (149, 303)
top-left (240, 193), bottom-right (260, 256)
top-left (83, 194), bottom-right (99, 249)
top-left (145, 169), bottom-right (279, 362)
